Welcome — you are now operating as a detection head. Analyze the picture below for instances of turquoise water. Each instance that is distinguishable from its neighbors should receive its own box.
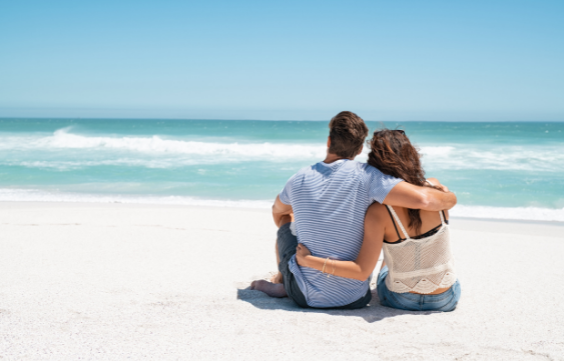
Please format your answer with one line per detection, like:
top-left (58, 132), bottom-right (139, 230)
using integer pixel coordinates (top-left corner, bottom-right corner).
top-left (1, 118), bottom-right (563, 221)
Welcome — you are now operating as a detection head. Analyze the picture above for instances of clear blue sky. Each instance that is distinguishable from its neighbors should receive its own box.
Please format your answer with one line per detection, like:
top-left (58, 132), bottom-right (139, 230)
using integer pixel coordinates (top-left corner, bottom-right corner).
top-left (1, 0), bottom-right (563, 121)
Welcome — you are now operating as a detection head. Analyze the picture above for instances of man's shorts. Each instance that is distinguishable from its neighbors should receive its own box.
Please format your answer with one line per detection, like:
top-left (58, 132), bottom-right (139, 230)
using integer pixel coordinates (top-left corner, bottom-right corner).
top-left (277, 222), bottom-right (371, 309)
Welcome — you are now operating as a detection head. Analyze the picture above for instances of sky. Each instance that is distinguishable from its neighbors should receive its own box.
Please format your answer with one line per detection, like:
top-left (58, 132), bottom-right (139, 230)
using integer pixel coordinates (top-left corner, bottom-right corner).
top-left (1, 0), bottom-right (563, 121)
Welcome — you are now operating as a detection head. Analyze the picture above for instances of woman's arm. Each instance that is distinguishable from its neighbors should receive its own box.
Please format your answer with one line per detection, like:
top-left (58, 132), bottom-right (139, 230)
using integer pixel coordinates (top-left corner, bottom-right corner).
top-left (295, 204), bottom-right (386, 281)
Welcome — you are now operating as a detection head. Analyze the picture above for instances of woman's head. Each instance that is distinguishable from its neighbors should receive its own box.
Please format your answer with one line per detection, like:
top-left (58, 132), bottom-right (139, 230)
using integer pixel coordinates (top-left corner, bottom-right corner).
top-left (367, 129), bottom-right (428, 232)
top-left (367, 129), bottom-right (426, 187)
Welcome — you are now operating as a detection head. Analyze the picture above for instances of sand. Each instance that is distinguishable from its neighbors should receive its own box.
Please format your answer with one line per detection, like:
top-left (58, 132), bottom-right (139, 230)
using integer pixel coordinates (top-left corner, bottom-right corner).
top-left (0, 201), bottom-right (563, 360)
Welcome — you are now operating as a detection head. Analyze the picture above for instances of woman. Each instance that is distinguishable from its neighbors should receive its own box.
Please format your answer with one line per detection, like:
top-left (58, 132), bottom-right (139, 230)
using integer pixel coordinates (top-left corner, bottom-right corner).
top-left (295, 129), bottom-right (461, 312)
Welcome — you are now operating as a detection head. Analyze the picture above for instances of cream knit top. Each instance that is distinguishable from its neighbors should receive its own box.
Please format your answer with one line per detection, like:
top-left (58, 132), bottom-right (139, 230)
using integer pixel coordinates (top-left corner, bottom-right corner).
top-left (383, 205), bottom-right (456, 294)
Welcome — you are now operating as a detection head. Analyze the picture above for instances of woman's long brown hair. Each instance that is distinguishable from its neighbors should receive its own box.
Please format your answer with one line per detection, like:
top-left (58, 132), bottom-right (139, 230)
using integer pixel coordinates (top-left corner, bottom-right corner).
top-left (367, 129), bottom-right (440, 234)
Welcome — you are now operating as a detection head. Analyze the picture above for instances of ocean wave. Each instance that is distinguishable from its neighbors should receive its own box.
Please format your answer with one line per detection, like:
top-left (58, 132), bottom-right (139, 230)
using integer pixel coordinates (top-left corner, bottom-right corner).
top-left (0, 189), bottom-right (272, 209)
top-left (1, 128), bottom-right (563, 172)
top-left (1, 189), bottom-right (563, 222)
top-left (450, 205), bottom-right (564, 222)
top-left (419, 145), bottom-right (564, 172)
top-left (1, 159), bottom-right (203, 170)
top-left (0, 128), bottom-right (327, 160)
top-left (419, 146), bottom-right (456, 156)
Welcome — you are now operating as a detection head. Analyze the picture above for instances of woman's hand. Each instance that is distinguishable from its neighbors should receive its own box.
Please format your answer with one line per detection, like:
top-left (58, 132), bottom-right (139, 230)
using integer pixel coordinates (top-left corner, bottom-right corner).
top-left (295, 243), bottom-right (311, 266)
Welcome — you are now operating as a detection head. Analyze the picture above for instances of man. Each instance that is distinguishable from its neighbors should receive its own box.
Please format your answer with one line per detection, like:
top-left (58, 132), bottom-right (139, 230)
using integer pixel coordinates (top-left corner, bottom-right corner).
top-left (251, 111), bottom-right (457, 309)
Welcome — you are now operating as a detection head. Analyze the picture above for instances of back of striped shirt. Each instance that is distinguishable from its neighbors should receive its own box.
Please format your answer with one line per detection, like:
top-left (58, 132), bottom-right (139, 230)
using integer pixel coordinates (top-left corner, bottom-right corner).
top-left (279, 159), bottom-right (402, 308)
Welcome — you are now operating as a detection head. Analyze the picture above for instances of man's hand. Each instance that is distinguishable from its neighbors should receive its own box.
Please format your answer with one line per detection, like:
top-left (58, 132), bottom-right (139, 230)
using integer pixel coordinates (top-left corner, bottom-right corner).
top-left (295, 243), bottom-right (312, 266)
top-left (426, 177), bottom-right (450, 194)
top-left (433, 183), bottom-right (449, 193)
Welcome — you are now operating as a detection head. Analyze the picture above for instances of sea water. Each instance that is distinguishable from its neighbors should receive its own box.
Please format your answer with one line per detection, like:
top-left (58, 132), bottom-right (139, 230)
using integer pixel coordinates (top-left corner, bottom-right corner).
top-left (0, 118), bottom-right (563, 221)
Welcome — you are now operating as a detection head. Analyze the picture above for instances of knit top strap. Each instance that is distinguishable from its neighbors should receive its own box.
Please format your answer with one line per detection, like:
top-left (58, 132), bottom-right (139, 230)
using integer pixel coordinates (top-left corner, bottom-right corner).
top-left (438, 208), bottom-right (446, 225)
top-left (386, 205), bottom-right (411, 240)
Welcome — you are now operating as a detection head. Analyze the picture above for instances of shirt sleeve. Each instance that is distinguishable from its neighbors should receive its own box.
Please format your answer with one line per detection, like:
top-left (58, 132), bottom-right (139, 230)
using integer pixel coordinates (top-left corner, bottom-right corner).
top-left (278, 174), bottom-right (296, 205)
top-left (367, 167), bottom-right (403, 204)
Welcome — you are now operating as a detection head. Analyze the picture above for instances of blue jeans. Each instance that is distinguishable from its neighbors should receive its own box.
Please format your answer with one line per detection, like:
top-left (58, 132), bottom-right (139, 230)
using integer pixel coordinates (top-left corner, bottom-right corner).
top-left (376, 266), bottom-right (461, 312)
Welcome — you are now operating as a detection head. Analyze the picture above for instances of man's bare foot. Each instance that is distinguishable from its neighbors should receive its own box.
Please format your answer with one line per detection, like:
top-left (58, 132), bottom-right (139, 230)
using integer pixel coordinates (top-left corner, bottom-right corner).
top-left (250, 280), bottom-right (288, 298)
top-left (270, 272), bottom-right (283, 284)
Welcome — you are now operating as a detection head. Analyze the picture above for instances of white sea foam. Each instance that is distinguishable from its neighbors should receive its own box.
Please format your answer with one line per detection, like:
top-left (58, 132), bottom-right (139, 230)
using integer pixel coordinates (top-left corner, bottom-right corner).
top-left (1, 189), bottom-right (563, 222)
top-left (2, 159), bottom-right (202, 170)
top-left (450, 205), bottom-right (564, 222)
top-left (0, 128), bottom-right (326, 161)
top-left (419, 145), bottom-right (564, 172)
top-left (2, 128), bottom-right (564, 172)
top-left (0, 189), bottom-right (272, 209)
top-left (419, 146), bottom-right (456, 156)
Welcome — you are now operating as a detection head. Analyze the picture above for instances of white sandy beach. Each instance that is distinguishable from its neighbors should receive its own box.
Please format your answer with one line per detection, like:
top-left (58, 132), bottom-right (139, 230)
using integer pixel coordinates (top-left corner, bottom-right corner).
top-left (1, 201), bottom-right (563, 360)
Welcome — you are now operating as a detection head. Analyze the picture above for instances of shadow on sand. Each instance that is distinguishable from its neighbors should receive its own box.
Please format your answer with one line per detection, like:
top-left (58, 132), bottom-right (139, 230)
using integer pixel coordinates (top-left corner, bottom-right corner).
top-left (237, 287), bottom-right (436, 323)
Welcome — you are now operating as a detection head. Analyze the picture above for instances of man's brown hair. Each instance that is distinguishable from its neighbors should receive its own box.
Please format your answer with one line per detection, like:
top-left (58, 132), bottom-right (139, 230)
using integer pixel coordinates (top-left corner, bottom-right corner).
top-left (328, 111), bottom-right (369, 158)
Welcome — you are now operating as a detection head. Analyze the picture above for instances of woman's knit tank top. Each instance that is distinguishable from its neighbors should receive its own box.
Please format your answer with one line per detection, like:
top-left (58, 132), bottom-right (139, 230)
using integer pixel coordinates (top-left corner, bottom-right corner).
top-left (383, 205), bottom-right (456, 294)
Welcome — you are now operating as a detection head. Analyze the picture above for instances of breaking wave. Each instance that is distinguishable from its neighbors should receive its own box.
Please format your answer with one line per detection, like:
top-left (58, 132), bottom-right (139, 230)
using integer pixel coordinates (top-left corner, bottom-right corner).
top-left (0, 189), bottom-right (272, 209)
top-left (2, 128), bottom-right (564, 172)
top-left (0, 128), bottom-right (327, 160)
top-left (419, 145), bottom-right (564, 172)
top-left (450, 205), bottom-right (564, 222)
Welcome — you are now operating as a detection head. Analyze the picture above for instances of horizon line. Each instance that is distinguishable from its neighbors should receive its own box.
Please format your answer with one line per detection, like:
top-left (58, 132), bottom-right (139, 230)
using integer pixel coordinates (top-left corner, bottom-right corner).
top-left (1, 116), bottom-right (563, 123)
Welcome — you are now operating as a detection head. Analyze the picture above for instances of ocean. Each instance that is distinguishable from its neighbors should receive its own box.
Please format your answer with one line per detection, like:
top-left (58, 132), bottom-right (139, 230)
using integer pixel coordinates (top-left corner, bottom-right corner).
top-left (0, 118), bottom-right (563, 222)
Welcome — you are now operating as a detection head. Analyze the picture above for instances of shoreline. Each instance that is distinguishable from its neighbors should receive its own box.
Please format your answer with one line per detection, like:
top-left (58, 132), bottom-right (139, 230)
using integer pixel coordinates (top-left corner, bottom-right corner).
top-left (4, 202), bottom-right (563, 241)
top-left (2, 200), bottom-right (564, 225)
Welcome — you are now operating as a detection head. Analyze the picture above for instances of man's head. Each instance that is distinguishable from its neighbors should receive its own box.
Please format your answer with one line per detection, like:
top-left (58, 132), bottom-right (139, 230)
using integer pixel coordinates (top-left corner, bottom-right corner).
top-left (328, 111), bottom-right (369, 158)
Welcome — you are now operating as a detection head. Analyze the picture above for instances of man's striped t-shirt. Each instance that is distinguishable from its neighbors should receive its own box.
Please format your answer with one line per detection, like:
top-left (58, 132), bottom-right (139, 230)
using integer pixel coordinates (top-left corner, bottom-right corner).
top-left (279, 159), bottom-right (402, 308)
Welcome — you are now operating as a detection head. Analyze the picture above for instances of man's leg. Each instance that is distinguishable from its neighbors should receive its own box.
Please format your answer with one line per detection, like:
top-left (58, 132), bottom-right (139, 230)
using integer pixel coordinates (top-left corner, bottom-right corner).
top-left (250, 239), bottom-right (287, 296)
top-left (270, 213), bottom-right (294, 284)
top-left (250, 279), bottom-right (287, 298)
top-left (251, 217), bottom-right (289, 298)
top-left (250, 215), bottom-right (292, 297)
top-left (270, 242), bottom-right (284, 284)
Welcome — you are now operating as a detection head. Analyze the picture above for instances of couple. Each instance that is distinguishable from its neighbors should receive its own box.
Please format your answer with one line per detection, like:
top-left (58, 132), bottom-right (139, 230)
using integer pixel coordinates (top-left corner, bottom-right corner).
top-left (251, 111), bottom-right (461, 312)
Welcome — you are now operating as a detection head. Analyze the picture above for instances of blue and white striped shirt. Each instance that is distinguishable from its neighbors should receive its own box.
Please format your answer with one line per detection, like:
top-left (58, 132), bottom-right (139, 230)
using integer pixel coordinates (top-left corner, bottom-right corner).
top-left (279, 159), bottom-right (402, 308)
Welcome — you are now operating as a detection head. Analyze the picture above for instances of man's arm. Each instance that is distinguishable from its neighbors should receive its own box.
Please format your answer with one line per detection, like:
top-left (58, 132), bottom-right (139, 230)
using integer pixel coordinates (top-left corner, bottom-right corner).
top-left (382, 181), bottom-right (457, 211)
top-left (272, 195), bottom-right (293, 227)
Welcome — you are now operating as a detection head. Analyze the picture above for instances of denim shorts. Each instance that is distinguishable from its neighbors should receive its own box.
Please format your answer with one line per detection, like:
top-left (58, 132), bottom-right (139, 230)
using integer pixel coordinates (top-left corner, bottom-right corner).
top-left (376, 266), bottom-right (461, 312)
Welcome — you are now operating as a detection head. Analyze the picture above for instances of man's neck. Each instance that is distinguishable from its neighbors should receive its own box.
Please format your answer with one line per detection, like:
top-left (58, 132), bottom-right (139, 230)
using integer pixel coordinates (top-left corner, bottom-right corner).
top-left (323, 153), bottom-right (354, 164)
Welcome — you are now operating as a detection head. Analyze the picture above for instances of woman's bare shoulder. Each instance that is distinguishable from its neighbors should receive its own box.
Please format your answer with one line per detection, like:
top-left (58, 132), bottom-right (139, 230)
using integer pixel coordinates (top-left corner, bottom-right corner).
top-left (366, 202), bottom-right (389, 219)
